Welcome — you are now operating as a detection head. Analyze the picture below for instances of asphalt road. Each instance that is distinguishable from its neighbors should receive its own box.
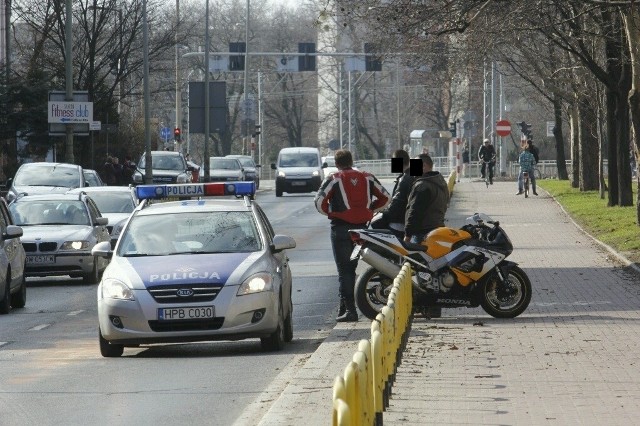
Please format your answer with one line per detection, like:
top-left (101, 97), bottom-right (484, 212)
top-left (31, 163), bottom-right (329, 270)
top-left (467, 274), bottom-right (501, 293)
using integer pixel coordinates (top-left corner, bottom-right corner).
top-left (0, 185), bottom-right (344, 426)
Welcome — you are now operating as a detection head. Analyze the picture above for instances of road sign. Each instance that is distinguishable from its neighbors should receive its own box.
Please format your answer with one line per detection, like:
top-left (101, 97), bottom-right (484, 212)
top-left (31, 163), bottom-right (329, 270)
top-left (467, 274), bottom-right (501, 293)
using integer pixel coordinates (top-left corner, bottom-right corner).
top-left (547, 121), bottom-right (555, 137)
top-left (89, 121), bottom-right (101, 131)
top-left (496, 119), bottom-right (511, 137)
top-left (160, 127), bottom-right (171, 139)
top-left (48, 101), bottom-right (93, 123)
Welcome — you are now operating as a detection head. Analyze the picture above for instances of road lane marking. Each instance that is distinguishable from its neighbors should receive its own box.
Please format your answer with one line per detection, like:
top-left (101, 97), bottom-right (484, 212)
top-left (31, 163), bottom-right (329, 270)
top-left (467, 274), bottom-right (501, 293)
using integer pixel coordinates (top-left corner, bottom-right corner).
top-left (29, 324), bottom-right (51, 331)
top-left (67, 310), bottom-right (84, 316)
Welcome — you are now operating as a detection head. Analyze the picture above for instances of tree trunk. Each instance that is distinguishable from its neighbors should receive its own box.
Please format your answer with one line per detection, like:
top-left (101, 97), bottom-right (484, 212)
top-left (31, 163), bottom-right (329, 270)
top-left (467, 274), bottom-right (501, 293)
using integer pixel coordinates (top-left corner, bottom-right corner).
top-left (622, 8), bottom-right (640, 225)
top-left (570, 104), bottom-right (580, 188)
top-left (553, 93), bottom-right (569, 180)
top-left (578, 96), bottom-right (599, 191)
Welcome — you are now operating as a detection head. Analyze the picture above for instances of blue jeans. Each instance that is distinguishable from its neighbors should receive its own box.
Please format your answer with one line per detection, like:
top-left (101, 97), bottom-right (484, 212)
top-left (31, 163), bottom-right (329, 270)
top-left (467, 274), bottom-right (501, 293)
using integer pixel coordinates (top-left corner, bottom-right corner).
top-left (518, 170), bottom-right (536, 192)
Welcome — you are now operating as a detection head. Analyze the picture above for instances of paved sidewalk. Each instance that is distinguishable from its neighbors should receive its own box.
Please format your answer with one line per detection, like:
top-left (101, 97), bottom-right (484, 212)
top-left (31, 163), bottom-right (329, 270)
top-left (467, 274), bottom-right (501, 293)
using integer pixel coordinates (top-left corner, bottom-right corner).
top-left (248, 178), bottom-right (640, 425)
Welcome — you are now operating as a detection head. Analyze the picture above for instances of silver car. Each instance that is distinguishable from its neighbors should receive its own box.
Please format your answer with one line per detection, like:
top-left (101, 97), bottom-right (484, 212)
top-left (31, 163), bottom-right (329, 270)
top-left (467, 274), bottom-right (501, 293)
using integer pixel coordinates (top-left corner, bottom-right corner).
top-left (5, 162), bottom-right (86, 203)
top-left (93, 181), bottom-right (296, 357)
top-left (0, 198), bottom-right (27, 314)
top-left (67, 186), bottom-right (139, 249)
top-left (9, 193), bottom-right (111, 284)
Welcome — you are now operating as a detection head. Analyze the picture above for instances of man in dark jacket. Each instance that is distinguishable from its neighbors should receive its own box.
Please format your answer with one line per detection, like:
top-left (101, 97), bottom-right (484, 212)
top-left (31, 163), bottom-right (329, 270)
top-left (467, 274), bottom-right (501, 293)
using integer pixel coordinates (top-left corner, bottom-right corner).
top-left (404, 153), bottom-right (449, 243)
top-left (372, 149), bottom-right (414, 239)
top-left (478, 139), bottom-right (496, 184)
top-left (315, 149), bottom-right (390, 322)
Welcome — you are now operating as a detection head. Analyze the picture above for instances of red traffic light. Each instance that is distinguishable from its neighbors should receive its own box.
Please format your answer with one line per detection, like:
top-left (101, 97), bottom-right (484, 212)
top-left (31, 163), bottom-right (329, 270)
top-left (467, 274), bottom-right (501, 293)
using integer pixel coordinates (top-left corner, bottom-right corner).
top-left (174, 128), bottom-right (181, 141)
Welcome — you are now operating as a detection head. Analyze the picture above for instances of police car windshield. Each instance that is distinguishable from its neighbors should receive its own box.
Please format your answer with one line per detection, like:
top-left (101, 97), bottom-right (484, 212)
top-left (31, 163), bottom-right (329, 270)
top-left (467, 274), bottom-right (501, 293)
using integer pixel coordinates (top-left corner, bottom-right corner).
top-left (118, 211), bottom-right (261, 256)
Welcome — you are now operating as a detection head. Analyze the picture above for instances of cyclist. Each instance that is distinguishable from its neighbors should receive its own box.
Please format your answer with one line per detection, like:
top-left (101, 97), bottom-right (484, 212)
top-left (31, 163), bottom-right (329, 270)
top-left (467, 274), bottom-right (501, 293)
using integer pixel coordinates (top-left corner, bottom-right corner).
top-left (517, 142), bottom-right (536, 196)
top-left (478, 139), bottom-right (496, 184)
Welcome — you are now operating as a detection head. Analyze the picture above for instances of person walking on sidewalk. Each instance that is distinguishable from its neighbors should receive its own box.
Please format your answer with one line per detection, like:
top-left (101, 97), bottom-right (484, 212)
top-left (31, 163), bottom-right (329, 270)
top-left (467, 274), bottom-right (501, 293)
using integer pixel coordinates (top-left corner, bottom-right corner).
top-left (516, 142), bottom-right (536, 195)
top-left (478, 139), bottom-right (496, 184)
top-left (371, 149), bottom-right (415, 239)
top-left (404, 153), bottom-right (449, 244)
top-left (462, 145), bottom-right (470, 178)
top-left (315, 149), bottom-right (390, 322)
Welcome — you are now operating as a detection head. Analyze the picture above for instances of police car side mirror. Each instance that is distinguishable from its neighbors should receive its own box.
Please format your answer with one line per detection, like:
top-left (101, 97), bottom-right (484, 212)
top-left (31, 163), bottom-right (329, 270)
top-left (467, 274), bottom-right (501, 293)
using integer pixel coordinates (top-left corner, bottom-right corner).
top-left (270, 235), bottom-right (296, 253)
top-left (92, 241), bottom-right (113, 259)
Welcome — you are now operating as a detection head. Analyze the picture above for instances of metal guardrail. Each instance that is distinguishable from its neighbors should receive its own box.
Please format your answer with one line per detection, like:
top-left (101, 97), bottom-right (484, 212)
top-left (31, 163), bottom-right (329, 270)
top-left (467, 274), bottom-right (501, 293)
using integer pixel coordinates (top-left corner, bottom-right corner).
top-left (332, 263), bottom-right (413, 426)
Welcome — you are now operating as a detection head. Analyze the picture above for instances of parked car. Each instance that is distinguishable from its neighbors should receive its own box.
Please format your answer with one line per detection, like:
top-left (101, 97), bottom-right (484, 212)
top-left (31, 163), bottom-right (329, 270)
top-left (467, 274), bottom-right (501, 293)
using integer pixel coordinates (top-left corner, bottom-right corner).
top-left (8, 192), bottom-right (110, 283)
top-left (209, 157), bottom-right (246, 182)
top-left (226, 155), bottom-right (261, 189)
top-left (131, 151), bottom-right (193, 185)
top-left (93, 181), bottom-right (296, 357)
top-left (5, 162), bottom-right (86, 203)
top-left (0, 197), bottom-right (26, 314)
top-left (83, 169), bottom-right (105, 187)
top-left (67, 186), bottom-right (139, 249)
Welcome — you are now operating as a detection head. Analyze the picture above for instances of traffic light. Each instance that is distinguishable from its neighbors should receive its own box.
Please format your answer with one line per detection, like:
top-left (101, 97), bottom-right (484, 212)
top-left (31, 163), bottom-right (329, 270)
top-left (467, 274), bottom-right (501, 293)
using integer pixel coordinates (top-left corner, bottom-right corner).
top-left (253, 124), bottom-right (261, 138)
top-left (449, 122), bottom-right (457, 138)
top-left (364, 43), bottom-right (382, 72)
top-left (229, 42), bottom-right (246, 71)
top-left (174, 127), bottom-right (181, 142)
top-left (519, 121), bottom-right (532, 138)
top-left (298, 43), bottom-right (316, 72)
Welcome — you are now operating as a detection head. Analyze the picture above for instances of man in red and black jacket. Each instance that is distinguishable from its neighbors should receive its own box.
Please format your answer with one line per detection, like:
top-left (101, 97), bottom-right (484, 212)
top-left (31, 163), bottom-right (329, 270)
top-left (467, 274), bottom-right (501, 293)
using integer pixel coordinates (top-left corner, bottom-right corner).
top-left (315, 149), bottom-right (390, 322)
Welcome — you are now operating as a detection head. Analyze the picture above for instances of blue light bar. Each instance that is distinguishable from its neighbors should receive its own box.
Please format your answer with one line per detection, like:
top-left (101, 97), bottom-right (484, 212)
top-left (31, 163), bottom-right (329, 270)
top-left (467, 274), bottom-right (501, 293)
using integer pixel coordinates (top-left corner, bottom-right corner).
top-left (135, 181), bottom-right (256, 200)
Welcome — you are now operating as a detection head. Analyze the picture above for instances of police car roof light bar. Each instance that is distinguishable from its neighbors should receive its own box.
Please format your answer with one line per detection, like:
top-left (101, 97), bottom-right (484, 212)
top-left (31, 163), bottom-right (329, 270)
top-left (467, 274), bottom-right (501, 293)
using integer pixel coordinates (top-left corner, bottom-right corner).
top-left (135, 182), bottom-right (256, 200)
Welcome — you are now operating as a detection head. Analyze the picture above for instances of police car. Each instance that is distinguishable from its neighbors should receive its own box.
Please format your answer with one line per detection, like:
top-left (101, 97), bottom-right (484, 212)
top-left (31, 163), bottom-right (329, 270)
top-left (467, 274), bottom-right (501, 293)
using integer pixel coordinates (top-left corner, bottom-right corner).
top-left (92, 182), bottom-right (296, 357)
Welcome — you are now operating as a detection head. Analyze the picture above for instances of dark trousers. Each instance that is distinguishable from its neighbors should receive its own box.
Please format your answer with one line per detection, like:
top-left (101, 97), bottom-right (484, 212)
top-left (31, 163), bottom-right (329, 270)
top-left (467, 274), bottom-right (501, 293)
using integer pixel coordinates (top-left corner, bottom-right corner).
top-left (481, 161), bottom-right (494, 179)
top-left (331, 223), bottom-right (365, 302)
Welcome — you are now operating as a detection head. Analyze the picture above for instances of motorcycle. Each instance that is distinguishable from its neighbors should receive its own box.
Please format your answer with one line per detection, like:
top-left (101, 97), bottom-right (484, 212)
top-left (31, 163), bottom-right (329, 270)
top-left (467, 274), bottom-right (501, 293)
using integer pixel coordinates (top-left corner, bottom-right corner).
top-left (349, 213), bottom-right (532, 320)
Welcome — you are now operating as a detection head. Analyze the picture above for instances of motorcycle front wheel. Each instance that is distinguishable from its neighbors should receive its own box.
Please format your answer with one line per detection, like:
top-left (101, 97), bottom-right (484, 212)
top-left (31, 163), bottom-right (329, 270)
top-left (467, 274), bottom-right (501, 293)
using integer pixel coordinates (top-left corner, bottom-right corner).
top-left (481, 265), bottom-right (532, 318)
top-left (355, 266), bottom-right (396, 320)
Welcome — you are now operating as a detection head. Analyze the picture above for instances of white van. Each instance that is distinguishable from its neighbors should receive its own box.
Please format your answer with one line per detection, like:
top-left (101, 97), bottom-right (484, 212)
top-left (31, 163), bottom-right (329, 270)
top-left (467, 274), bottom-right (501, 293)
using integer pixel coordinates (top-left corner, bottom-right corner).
top-left (271, 147), bottom-right (324, 197)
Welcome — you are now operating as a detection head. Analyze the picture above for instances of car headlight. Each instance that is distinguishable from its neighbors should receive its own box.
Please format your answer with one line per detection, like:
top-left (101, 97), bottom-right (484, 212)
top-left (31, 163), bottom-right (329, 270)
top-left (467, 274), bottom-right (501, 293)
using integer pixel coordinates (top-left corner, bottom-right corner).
top-left (133, 173), bottom-right (143, 183)
top-left (177, 173), bottom-right (189, 183)
top-left (101, 278), bottom-right (135, 300)
top-left (312, 170), bottom-right (320, 176)
top-left (237, 273), bottom-right (273, 296)
top-left (277, 171), bottom-right (286, 177)
top-left (60, 240), bottom-right (90, 250)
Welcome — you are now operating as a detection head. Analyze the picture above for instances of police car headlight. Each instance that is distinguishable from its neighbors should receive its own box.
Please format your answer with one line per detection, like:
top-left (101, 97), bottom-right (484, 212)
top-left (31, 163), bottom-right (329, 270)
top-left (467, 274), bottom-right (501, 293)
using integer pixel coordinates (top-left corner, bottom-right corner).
top-left (277, 171), bottom-right (286, 177)
top-left (101, 278), bottom-right (135, 300)
top-left (60, 240), bottom-right (90, 250)
top-left (312, 170), bottom-right (320, 176)
top-left (237, 273), bottom-right (273, 296)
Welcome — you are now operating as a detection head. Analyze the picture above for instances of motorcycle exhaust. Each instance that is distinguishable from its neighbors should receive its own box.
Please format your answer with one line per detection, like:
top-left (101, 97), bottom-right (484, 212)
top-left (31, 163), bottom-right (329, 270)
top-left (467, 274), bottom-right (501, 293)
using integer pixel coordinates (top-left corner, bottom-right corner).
top-left (359, 248), bottom-right (402, 278)
top-left (359, 247), bottom-right (428, 294)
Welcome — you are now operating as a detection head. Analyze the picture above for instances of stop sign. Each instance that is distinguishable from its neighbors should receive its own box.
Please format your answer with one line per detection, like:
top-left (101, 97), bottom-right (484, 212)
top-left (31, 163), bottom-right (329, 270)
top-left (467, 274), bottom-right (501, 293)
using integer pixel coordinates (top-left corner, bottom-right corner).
top-left (496, 119), bottom-right (511, 137)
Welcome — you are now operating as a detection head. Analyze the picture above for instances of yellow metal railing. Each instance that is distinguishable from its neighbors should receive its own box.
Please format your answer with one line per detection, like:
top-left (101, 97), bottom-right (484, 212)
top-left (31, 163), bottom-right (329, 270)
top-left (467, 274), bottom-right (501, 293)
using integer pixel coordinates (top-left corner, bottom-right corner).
top-left (332, 263), bottom-right (413, 426)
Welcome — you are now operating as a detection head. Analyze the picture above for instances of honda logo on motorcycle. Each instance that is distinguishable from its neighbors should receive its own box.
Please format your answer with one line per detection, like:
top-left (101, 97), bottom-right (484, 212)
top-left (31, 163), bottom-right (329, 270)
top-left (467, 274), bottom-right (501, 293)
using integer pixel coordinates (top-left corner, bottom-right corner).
top-left (176, 288), bottom-right (194, 297)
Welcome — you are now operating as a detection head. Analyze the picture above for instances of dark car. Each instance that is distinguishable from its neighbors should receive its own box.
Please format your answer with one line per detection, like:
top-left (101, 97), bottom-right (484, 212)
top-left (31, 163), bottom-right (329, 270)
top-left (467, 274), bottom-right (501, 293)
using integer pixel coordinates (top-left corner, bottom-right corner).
top-left (0, 197), bottom-right (26, 314)
top-left (226, 155), bottom-right (261, 189)
top-left (131, 151), bottom-right (193, 185)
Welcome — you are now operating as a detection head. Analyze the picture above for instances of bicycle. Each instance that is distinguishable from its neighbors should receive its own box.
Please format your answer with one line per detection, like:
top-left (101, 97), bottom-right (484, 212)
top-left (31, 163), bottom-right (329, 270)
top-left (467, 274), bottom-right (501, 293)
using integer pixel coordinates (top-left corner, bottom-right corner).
top-left (482, 160), bottom-right (494, 188)
top-left (523, 171), bottom-right (530, 198)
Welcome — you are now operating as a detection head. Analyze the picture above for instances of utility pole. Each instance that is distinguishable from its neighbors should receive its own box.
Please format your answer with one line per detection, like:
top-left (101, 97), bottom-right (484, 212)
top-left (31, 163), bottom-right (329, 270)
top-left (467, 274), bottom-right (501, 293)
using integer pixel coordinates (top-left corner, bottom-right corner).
top-left (64, 0), bottom-right (74, 163)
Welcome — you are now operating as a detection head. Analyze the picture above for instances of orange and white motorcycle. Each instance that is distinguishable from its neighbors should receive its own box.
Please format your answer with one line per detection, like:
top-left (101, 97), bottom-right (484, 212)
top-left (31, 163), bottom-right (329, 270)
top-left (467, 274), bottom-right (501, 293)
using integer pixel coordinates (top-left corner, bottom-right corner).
top-left (350, 213), bottom-right (532, 320)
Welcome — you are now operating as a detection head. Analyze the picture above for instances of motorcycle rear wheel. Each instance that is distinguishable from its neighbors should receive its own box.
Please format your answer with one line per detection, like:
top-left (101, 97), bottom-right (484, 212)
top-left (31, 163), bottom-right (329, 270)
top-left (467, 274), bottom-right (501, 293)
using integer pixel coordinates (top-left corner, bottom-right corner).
top-left (355, 266), bottom-right (395, 320)
top-left (481, 265), bottom-right (532, 318)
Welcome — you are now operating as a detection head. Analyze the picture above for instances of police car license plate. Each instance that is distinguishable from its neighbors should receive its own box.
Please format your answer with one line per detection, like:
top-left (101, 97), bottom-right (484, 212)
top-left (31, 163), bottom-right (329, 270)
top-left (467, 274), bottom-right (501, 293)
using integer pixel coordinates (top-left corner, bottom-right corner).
top-left (158, 306), bottom-right (215, 320)
top-left (350, 245), bottom-right (362, 261)
top-left (26, 255), bottom-right (55, 264)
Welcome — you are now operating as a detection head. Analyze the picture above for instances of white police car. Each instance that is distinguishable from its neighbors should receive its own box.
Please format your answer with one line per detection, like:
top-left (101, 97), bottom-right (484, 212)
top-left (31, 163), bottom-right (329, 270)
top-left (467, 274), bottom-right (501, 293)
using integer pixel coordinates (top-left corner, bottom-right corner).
top-left (92, 182), bottom-right (296, 357)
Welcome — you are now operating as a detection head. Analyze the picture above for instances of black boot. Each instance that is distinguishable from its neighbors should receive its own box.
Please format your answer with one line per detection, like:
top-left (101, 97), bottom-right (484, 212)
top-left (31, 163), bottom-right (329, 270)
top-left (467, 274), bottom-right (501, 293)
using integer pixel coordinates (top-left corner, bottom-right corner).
top-left (337, 299), bottom-right (346, 317)
top-left (336, 299), bottom-right (358, 322)
top-left (425, 306), bottom-right (442, 319)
